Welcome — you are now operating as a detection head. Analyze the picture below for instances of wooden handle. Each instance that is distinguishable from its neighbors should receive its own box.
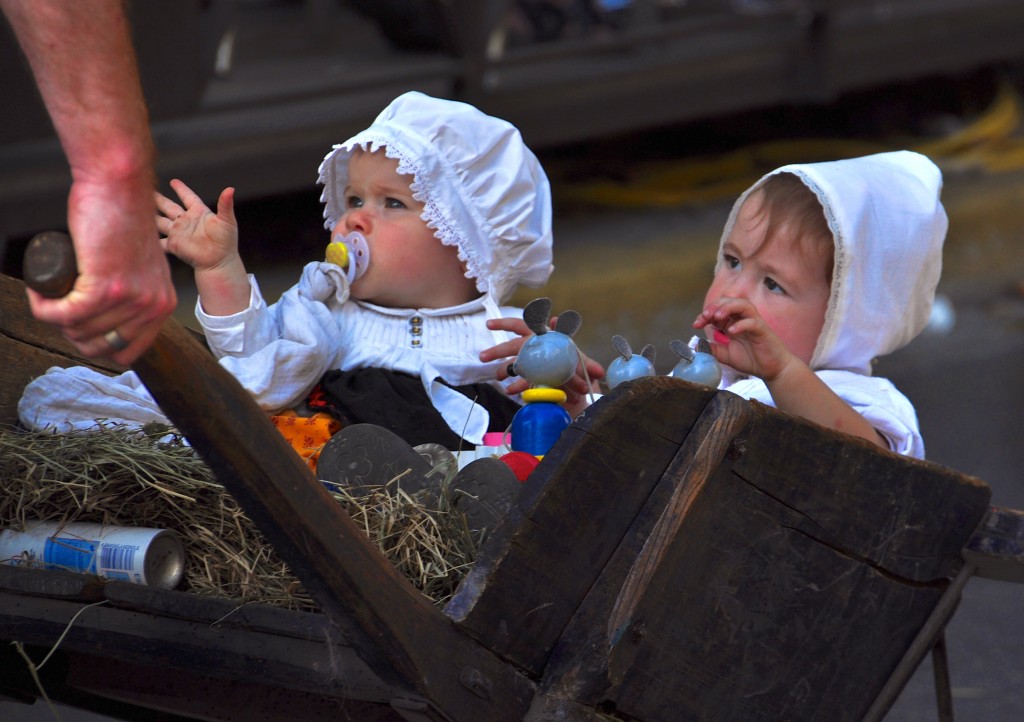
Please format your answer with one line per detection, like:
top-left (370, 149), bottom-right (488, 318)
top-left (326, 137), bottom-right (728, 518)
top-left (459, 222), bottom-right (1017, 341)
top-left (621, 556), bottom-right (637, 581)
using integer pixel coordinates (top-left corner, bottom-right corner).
top-left (23, 231), bottom-right (78, 298)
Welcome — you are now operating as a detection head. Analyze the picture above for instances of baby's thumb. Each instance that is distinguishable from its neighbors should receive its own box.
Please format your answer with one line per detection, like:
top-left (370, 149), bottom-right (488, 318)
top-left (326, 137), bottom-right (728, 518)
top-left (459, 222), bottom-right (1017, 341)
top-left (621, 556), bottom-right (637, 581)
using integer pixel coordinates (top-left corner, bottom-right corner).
top-left (217, 187), bottom-right (237, 222)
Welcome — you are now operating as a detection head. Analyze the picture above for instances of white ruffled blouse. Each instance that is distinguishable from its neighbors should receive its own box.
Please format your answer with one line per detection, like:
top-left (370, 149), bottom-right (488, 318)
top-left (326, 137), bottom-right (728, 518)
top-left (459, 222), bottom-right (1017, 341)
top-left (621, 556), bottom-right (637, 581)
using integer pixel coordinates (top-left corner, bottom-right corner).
top-left (199, 262), bottom-right (521, 445)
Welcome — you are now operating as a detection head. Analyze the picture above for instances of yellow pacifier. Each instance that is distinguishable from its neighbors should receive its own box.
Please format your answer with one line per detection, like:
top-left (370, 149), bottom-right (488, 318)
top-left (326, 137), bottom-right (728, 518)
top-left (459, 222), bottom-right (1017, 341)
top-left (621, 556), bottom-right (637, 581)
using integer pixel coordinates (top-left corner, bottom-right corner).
top-left (326, 241), bottom-right (349, 268)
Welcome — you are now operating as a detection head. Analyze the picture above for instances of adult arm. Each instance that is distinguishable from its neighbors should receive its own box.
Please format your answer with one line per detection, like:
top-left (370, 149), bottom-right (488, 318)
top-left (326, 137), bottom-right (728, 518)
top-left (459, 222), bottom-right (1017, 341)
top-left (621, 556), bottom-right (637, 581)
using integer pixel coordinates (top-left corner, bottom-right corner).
top-left (2, 0), bottom-right (176, 363)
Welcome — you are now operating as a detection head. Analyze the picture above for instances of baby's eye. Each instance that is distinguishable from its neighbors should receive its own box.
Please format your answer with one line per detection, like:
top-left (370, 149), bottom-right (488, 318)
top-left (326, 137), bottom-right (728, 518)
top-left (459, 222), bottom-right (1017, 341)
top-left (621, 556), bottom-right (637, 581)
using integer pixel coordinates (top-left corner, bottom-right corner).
top-left (764, 276), bottom-right (786, 295)
top-left (384, 197), bottom-right (407, 209)
top-left (724, 254), bottom-right (740, 270)
top-left (346, 194), bottom-right (364, 209)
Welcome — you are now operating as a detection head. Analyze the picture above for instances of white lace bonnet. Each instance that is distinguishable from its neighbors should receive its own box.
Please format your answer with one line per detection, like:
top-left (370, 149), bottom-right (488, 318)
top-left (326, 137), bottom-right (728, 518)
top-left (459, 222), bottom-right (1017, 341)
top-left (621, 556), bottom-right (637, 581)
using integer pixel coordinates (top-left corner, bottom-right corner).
top-left (317, 91), bottom-right (554, 304)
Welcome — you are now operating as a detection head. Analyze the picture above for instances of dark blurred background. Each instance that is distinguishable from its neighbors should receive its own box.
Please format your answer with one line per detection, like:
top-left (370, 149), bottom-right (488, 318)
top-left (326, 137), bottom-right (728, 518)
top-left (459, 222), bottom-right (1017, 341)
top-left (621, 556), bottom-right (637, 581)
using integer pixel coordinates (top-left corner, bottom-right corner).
top-left (2, 2), bottom-right (1024, 720)
top-left (3, 0), bottom-right (1024, 244)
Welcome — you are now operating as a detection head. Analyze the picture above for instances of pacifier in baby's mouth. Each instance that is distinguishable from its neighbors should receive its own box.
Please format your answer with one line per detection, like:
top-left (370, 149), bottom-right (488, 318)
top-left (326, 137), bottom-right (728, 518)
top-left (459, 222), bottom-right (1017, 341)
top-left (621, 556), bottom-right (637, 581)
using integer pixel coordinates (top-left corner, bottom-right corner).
top-left (325, 231), bottom-right (370, 284)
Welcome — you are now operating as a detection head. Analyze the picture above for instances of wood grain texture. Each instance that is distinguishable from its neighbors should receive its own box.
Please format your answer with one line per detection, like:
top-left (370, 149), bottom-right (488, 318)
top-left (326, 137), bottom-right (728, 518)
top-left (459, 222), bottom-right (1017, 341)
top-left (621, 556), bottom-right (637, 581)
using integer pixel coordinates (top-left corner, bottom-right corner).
top-left (531, 391), bottom-right (991, 722)
top-left (130, 318), bottom-right (534, 720)
top-left (446, 376), bottom-right (719, 676)
top-left (528, 389), bottom-right (751, 713)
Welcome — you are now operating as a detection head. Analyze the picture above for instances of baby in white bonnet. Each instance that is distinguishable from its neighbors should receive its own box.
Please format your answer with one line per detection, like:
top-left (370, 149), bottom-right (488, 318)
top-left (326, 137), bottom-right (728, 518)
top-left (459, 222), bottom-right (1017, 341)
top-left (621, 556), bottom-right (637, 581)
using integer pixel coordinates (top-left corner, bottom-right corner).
top-left (693, 150), bottom-right (947, 458)
top-left (21, 92), bottom-right (591, 457)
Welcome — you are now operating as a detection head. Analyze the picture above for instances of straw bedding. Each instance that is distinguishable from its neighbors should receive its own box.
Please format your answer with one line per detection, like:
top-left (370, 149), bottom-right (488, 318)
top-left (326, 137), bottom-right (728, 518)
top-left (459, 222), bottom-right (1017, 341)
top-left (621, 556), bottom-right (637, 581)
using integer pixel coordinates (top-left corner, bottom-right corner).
top-left (0, 423), bottom-right (481, 611)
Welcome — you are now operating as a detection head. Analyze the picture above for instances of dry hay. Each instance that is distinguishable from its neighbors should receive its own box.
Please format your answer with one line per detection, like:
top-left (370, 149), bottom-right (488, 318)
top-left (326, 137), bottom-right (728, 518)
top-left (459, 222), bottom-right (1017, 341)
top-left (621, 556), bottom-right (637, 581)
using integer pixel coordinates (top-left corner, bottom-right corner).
top-left (0, 423), bottom-right (481, 611)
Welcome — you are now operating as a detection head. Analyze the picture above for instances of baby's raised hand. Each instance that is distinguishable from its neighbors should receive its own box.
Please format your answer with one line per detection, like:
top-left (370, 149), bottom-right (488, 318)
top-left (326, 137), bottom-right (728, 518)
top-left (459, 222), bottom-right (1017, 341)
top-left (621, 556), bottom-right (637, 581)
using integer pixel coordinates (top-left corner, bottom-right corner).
top-left (155, 179), bottom-right (238, 271)
top-left (693, 297), bottom-right (792, 381)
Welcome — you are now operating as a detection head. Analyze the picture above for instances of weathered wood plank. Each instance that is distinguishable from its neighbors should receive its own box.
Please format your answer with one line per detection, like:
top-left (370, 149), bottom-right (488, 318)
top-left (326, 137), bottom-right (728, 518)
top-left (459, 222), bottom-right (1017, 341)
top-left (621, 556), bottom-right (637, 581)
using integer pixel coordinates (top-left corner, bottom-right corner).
top-left (60, 653), bottom-right (406, 722)
top-left (525, 388), bottom-right (751, 721)
top-left (730, 400), bottom-right (991, 582)
top-left (0, 566), bottom-right (411, 718)
top-left (446, 376), bottom-right (720, 676)
top-left (531, 387), bottom-right (991, 722)
top-left (0, 564), bottom-right (335, 644)
top-left (131, 317), bottom-right (535, 720)
top-left (0, 564), bottom-right (105, 602)
top-left (0, 590), bottom-right (395, 706)
top-left (0, 335), bottom-right (102, 427)
top-left (101, 577), bottom-right (331, 642)
top-left (0, 273), bottom-right (122, 371)
top-left (603, 470), bottom-right (944, 721)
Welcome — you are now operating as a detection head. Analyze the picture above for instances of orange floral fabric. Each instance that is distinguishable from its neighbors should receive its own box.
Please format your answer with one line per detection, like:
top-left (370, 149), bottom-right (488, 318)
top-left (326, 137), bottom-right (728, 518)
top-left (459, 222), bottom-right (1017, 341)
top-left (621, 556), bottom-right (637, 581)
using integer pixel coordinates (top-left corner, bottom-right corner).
top-left (270, 410), bottom-right (342, 470)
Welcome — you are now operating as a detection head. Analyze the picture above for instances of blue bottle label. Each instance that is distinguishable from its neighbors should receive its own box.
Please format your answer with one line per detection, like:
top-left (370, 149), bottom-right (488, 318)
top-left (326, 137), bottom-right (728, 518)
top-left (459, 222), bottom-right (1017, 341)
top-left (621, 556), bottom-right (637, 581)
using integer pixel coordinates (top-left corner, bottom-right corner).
top-left (43, 537), bottom-right (97, 574)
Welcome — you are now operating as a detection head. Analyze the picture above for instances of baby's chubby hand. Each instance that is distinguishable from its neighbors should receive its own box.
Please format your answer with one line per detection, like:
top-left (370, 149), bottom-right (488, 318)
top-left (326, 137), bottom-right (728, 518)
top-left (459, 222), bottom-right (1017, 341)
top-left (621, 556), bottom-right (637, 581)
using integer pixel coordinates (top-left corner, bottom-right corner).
top-left (693, 297), bottom-right (792, 382)
top-left (155, 179), bottom-right (239, 272)
top-left (480, 315), bottom-right (605, 413)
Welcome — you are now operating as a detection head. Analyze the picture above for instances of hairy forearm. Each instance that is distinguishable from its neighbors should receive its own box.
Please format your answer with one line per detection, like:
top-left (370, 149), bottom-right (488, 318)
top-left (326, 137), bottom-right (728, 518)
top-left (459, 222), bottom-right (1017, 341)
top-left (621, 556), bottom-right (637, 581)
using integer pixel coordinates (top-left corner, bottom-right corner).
top-left (766, 362), bottom-right (887, 449)
top-left (2, 0), bottom-right (154, 183)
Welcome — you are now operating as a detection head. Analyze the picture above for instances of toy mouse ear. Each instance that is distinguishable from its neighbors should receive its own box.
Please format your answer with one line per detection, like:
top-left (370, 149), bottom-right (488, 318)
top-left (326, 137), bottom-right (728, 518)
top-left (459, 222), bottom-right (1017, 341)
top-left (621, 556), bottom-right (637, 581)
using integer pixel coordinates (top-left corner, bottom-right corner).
top-left (612, 334), bottom-right (632, 360)
top-left (523, 297), bottom-right (552, 335)
top-left (689, 335), bottom-right (712, 355)
top-left (640, 343), bottom-right (656, 364)
top-left (670, 338), bottom-right (694, 362)
top-left (555, 310), bottom-right (581, 337)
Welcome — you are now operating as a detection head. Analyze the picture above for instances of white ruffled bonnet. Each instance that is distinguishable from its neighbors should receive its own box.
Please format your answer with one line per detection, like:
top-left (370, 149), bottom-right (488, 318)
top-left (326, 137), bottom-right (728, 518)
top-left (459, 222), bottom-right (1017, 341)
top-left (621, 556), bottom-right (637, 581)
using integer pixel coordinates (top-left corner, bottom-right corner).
top-left (718, 150), bottom-right (947, 375)
top-left (317, 91), bottom-right (554, 304)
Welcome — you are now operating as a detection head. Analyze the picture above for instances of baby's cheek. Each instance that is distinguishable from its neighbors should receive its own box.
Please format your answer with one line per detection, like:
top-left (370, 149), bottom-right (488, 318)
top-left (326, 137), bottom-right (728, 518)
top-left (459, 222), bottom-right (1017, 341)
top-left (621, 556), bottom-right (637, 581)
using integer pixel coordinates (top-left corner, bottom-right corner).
top-left (751, 306), bottom-right (783, 337)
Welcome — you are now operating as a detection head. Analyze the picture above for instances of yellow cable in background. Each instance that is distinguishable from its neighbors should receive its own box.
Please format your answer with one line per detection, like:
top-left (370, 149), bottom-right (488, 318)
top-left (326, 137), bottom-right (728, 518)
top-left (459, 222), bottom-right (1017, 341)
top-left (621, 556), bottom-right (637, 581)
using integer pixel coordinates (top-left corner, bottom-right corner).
top-left (560, 79), bottom-right (1024, 209)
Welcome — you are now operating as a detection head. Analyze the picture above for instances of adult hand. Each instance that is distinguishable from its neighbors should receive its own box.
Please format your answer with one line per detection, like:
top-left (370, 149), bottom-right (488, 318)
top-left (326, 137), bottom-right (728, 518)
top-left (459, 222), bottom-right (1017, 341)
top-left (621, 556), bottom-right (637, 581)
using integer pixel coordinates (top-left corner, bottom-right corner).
top-left (26, 173), bottom-right (176, 364)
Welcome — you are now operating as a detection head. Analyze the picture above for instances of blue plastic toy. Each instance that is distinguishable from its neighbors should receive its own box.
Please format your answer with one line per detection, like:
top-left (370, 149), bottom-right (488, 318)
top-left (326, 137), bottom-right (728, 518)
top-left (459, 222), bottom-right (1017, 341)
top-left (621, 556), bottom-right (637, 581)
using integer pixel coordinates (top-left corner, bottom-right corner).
top-left (507, 298), bottom-right (582, 457)
top-left (606, 334), bottom-right (656, 390)
top-left (670, 336), bottom-right (722, 388)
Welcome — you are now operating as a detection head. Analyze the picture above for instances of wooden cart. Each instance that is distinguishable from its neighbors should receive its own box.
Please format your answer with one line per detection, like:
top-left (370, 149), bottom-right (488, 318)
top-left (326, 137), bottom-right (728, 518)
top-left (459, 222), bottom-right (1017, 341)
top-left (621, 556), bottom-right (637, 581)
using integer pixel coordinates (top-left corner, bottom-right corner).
top-left (1, 270), bottom-right (1021, 721)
